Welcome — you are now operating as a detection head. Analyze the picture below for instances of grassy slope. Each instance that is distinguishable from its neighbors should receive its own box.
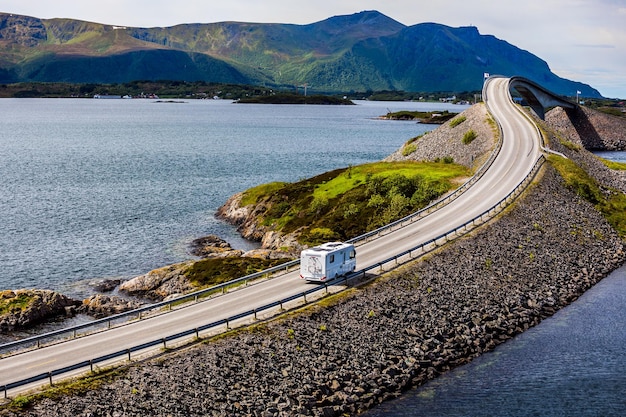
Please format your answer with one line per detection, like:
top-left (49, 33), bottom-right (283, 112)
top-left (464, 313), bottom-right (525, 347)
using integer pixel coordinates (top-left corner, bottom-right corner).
top-left (549, 156), bottom-right (626, 237)
top-left (185, 161), bottom-right (468, 286)
top-left (242, 161), bottom-right (469, 246)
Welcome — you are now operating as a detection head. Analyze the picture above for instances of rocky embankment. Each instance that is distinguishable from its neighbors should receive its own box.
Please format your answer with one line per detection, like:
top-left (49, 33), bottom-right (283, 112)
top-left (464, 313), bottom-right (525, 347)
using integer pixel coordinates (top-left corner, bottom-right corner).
top-left (384, 103), bottom-right (496, 169)
top-left (4, 107), bottom-right (626, 416)
top-left (545, 106), bottom-right (626, 194)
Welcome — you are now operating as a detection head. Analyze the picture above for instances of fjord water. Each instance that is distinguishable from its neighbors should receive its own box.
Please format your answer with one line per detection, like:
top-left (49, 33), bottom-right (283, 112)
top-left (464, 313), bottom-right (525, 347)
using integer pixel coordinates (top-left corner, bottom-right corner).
top-left (0, 98), bottom-right (460, 298)
top-left (364, 265), bottom-right (626, 417)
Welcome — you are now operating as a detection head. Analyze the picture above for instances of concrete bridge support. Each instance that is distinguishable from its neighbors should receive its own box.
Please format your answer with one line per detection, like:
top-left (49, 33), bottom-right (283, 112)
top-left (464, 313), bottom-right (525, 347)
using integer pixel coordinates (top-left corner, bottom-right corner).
top-left (508, 76), bottom-right (577, 120)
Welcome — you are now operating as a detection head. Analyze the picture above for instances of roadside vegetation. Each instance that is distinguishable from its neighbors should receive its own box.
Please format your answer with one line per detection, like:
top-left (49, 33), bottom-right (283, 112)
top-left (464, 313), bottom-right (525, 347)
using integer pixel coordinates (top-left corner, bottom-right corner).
top-left (241, 161), bottom-right (469, 246)
top-left (596, 157), bottom-right (626, 171)
top-left (462, 129), bottom-right (478, 144)
top-left (548, 155), bottom-right (626, 237)
top-left (184, 258), bottom-right (288, 287)
top-left (449, 115), bottom-right (467, 128)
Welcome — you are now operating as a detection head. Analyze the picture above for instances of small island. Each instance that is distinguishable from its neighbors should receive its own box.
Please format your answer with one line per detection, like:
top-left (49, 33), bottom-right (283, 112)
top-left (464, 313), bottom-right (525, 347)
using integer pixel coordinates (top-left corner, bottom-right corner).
top-left (236, 93), bottom-right (354, 105)
top-left (382, 110), bottom-right (458, 124)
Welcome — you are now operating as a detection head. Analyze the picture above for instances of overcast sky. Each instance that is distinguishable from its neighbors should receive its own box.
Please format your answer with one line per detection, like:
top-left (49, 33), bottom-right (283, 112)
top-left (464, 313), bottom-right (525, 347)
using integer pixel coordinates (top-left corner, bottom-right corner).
top-left (3, 0), bottom-right (625, 98)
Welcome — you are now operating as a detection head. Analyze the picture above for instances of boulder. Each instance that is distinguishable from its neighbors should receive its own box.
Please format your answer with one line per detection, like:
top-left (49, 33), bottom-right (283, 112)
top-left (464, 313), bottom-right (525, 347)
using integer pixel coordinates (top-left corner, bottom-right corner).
top-left (90, 279), bottom-right (121, 293)
top-left (189, 235), bottom-right (244, 258)
top-left (0, 289), bottom-right (81, 333)
top-left (119, 261), bottom-right (195, 301)
top-left (78, 294), bottom-right (144, 319)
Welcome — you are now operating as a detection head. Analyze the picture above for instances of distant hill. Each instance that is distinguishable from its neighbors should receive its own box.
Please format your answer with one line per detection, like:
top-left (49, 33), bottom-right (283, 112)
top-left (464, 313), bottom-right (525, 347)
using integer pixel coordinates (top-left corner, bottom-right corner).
top-left (0, 10), bottom-right (601, 97)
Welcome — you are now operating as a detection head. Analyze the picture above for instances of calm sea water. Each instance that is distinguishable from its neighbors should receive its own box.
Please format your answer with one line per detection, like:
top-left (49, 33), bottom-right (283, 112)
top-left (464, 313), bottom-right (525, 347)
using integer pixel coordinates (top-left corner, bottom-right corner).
top-left (595, 150), bottom-right (626, 163)
top-left (364, 152), bottom-right (626, 417)
top-left (0, 98), bottom-right (463, 298)
top-left (365, 265), bottom-right (626, 417)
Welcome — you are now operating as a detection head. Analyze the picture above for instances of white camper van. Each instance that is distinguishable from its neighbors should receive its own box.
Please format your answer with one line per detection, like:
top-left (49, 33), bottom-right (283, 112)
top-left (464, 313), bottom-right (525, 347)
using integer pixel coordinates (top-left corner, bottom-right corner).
top-left (299, 242), bottom-right (356, 282)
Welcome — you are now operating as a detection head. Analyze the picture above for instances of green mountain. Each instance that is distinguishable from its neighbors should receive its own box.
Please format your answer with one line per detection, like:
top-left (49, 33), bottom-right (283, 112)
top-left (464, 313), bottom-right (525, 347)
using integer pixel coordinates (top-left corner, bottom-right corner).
top-left (0, 10), bottom-right (601, 97)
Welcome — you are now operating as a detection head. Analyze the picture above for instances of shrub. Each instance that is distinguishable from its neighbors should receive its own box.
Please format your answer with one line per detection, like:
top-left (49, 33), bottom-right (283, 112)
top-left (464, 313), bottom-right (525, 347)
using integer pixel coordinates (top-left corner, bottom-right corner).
top-left (462, 129), bottom-right (477, 145)
top-left (184, 257), bottom-right (288, 286)
top-left (309, 196), bottom-right (329, 215)
top-left (449, 115), bottom-right (467, 128)
top-left (343, 203), bottom-right (360, 219)
top-left (300, 227), bottom-right (340, 246)
top-left (402, 143), bottom-right (417, 156)
top-left (366, 193), bottom-right (386, 210)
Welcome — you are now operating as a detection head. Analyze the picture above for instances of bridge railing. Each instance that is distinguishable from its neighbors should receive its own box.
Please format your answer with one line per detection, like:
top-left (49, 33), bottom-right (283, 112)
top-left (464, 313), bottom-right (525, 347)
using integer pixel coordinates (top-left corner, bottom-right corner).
top-left (1, 153), bottom-right (546, 399)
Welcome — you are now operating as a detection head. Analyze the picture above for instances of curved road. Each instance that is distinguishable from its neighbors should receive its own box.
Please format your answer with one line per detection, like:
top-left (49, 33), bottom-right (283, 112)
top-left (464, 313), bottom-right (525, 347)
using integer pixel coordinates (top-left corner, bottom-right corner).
top-left (0, 77), bottom-right (544, 394)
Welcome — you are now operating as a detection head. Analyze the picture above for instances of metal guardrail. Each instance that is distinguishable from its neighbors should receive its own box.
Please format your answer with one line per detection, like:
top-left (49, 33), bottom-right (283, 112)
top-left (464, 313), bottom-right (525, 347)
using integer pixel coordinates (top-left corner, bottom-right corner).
top-left (1, 152), bottom-right (546, 398)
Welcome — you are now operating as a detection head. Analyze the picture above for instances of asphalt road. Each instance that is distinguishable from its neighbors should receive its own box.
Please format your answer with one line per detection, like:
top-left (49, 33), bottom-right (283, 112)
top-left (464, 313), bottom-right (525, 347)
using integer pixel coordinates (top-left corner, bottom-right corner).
top-left (0, 76), bottom-right (544, 394)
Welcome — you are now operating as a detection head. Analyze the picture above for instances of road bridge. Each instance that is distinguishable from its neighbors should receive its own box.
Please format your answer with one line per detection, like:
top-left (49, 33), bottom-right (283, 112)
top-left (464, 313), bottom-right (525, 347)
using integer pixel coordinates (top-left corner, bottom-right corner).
top-left (508, 76), bottom-right (577, 119)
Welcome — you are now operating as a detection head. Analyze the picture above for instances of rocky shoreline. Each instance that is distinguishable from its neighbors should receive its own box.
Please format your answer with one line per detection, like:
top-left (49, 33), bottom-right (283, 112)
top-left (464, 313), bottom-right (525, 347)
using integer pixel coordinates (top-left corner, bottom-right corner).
top-left (0, 236), bottom-right (289, 334)
top-left (1, 105), bottom-right (625, 416)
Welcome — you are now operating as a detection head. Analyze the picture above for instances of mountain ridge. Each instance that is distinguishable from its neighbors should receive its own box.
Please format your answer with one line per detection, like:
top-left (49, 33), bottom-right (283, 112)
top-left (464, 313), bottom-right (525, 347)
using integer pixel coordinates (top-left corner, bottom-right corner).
top-left (0, 10), bottom-right (601, 97)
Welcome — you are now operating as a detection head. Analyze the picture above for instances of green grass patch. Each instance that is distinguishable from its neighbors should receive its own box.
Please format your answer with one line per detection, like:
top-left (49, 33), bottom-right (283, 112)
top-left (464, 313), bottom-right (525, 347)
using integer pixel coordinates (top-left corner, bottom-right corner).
top-left (449, 115), bottom-right (466, 128)
top-left (561, 140), bottom-right (582, 152)
top-left (597, 107), bottom-right (626, 118)
top-left (311, 162), bottom-right (465, 201)
top-left (402, 143), bottom-right (417, 156)
top-left (462, 129), bottom-right (478, 145)
top-left (241, 161), bottom-right (469, 246)
top-left (383, 110), bottom-right (457, 124)
top-left (486, 114), bottom-right (497, 132)
top-left (549, 155), bottom-right (626, 237)
top-left (597, 156), bottom-right (626, 171)
top-left (0, 291), bottom-right (34, 315)
top-left (241, 182), bottom-right (288, 206)
top-left (406, 133), bottom-right (425, 146)
top-left (184, 257), bottom-right (291, 287)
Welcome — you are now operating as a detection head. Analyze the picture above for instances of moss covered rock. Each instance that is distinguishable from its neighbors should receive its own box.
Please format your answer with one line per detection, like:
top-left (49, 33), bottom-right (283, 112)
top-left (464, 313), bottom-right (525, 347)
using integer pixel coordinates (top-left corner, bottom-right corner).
top-left (0, 289), bottom-right (80, 333)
